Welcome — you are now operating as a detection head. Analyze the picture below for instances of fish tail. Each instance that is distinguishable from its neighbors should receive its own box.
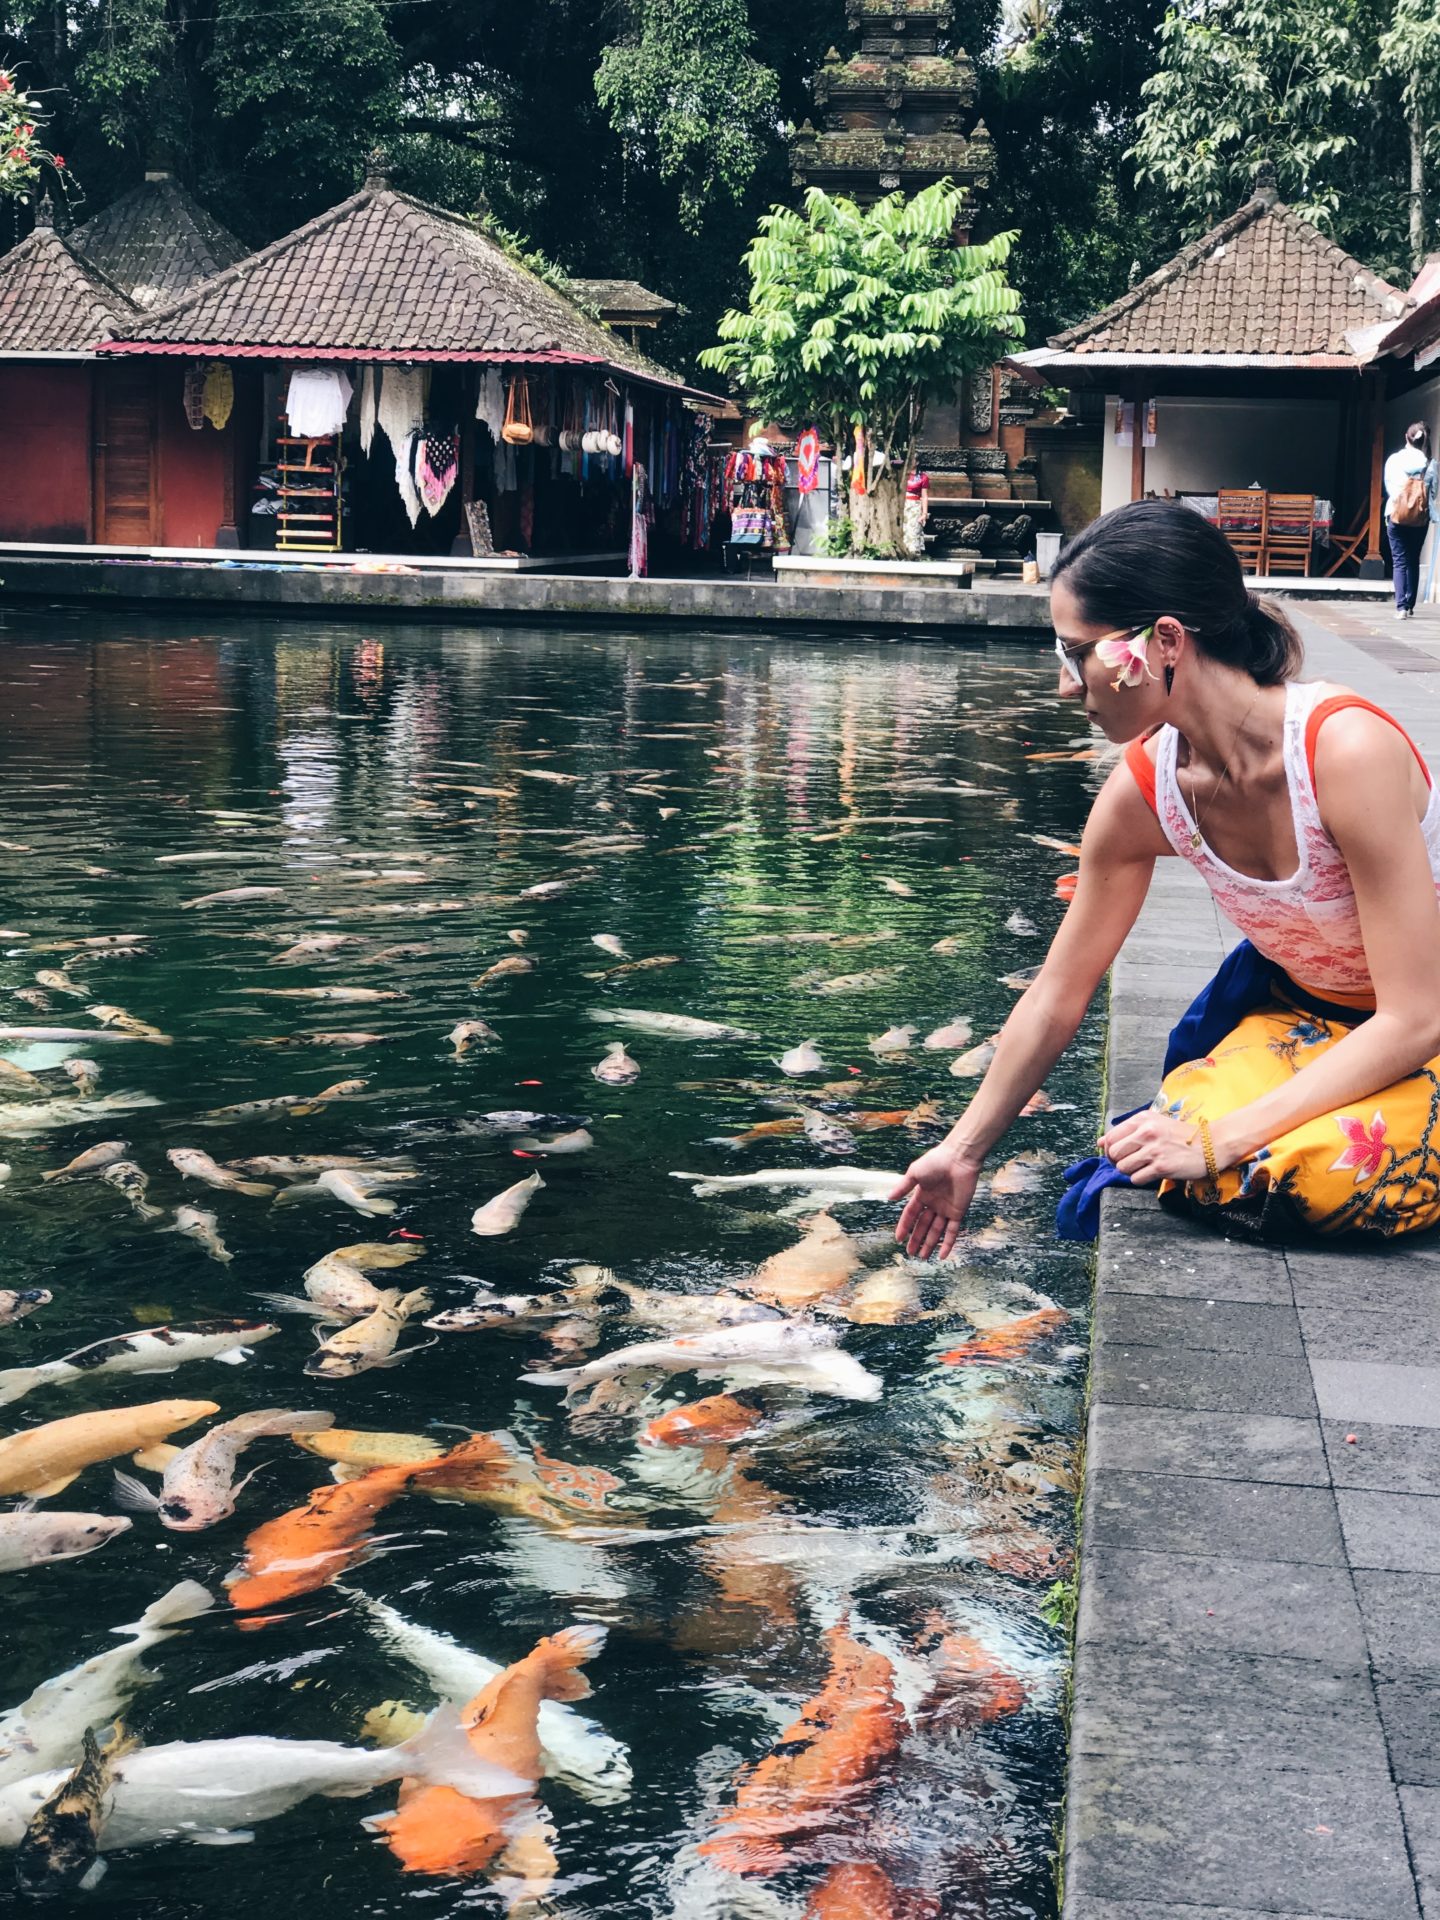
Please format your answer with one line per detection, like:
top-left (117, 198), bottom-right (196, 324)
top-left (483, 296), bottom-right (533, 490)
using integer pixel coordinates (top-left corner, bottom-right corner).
top-left (411, 1433), bottom-right (507, 1488)
top-left (123, 1578), bottom-right (214, 1633)
top-left (397, 1288), bottom-right (434, 1320)
top-left (235, 1179), bottom-right (277, 1198)
top-left (536, 1622), bottom-right (608, 1701)
top-left (0, 1366), bottom-right (44, 1407)
top-left (517, 1367), bottom-right (576, 1389)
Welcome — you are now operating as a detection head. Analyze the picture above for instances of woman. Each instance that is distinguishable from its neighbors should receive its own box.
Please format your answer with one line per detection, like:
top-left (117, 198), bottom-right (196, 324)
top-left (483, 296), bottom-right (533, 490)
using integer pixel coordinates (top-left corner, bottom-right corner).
top-left (1384, 422), bottom-right (1431, 619)
top-left (892, 499), bottom-right (1440, 1256)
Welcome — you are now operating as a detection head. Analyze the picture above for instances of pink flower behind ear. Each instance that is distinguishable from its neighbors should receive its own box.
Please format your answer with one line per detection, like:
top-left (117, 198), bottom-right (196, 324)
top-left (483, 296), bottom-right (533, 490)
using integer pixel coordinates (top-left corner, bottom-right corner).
top-left (1094, 627), bottom-right (1156, 691)
top-left (1328, 1110), bottom-right (1388, 1184)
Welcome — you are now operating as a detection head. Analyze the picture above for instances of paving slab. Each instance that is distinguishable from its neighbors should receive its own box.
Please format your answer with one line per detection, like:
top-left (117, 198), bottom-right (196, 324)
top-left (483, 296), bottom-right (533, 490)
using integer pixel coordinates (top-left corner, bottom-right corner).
top-left (1090, 1338), bottom-right (1318, 1416)
top-left (1401, 1786), bottom-right (1440, 1918)
top-left (1323, 1421), bottom-right (1440, 1494)
top-left (1072, 1904), bottom-right (1379, 1920)
top-left (1311, 1359), bottom-right (1440, 1428)
top-left (1336, 1491), bottom-right (1440, 1573)
top-left (1376, 1681), bottom-right (1440, 1786)
top-left (1071, 1643), bottom-right (1390, 1770)
top-left (1100, 1294), bottom-right (1304, 1354)
top-left (1353, 1572), bottom-right (1440, 1680)
top-left (1300, 1307), bottom-right (1440, 1366)
top-left (1087, 1469), bottom-right (1346, 1564)
top-left (1077, 1547), bottom-right (1370, 1664)
top-left (1089, 1403), bottom-right (1328, 1484)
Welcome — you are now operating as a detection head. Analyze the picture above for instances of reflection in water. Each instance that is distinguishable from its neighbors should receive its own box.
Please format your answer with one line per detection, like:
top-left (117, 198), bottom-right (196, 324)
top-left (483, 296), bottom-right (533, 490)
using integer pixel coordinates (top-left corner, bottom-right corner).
top-left (0, 613), bottom-right (1097, 1918)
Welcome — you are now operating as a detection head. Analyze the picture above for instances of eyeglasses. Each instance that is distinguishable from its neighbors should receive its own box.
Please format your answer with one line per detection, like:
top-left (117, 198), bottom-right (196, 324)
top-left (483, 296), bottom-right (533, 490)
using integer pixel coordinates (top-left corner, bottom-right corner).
top-left (1053, 624), bottom-right (1152, 687)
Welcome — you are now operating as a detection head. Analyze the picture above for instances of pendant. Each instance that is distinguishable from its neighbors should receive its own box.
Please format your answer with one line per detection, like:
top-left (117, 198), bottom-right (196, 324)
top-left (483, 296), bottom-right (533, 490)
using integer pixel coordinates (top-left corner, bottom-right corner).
top-left (1189, 829), bottom-right (1202, 850)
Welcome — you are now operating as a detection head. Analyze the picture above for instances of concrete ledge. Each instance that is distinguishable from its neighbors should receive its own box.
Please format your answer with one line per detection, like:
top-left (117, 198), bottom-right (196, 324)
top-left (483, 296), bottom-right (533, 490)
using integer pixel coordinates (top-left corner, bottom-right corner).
top-left (773, 553), bottom-right (975, 587)
top-left (1063, 606), bottom-right (1440, 1920)
top-left (0, 550), bottom-right (1047, 632)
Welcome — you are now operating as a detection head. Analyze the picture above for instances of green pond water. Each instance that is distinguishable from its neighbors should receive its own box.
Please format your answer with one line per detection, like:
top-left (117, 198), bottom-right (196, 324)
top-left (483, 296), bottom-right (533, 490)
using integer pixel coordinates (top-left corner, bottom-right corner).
top-left (0, 611), bottom-right (1103, 1919)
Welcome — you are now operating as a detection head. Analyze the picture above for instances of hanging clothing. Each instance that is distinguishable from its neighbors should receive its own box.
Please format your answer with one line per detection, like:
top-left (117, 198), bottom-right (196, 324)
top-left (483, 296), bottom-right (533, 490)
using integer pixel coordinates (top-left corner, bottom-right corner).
top-left (201, 362), bottom-right (233, 432)
top-left (418, 428), bottom-right (459, 515)
top-left (680, 412), bottom-right (712, 550)
top-left (796, 428), bottom-right (821, 494)
top-left (183, 363), bottom-right (206, 431)
top-left (358, 367), bottom-right (378, 456)
top-left (623, 397), bottom-right (635, 476)
top-left (493, 436), bottom-right (518, 494)
top-left (475, 368), bottom-right (505, 440)
top-left (629, 462), bottom-right (652, 578)
top-left (376, 367), bottom-right (428, 527)
top-left (850, 425), bottom-right (869, 495)
top-left (286, 367), bottom-right (353, 439)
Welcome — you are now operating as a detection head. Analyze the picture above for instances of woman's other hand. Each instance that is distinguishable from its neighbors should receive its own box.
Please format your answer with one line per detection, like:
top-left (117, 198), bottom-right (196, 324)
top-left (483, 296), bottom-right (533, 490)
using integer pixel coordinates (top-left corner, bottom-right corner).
top-left (1099, 1109), bottom-right (1210, 1185)
top-left (889, 1147), bottom-right (982, 1260)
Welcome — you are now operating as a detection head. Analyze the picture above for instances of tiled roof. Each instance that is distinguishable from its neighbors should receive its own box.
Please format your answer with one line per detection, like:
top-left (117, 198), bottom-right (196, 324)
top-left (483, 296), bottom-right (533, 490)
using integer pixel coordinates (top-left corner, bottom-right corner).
top-left (568, 278), bottom-right (678, 320)
top-left (0, 220), bottom-right (137, 353)
top-left (1048, 192), bottom-right (1409, 358)
top-left (115, 182), bottom-right (690, 386)
top-left (70, 174), bottom-right (247, 310)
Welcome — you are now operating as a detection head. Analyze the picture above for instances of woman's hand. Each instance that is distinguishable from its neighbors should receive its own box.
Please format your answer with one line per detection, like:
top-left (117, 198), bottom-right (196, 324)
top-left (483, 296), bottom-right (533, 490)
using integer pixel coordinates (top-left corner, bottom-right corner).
top-left (1099, 1109), bottom-right (1211, 1186)
top-left (890, 1147), bottom-right (982, 1260)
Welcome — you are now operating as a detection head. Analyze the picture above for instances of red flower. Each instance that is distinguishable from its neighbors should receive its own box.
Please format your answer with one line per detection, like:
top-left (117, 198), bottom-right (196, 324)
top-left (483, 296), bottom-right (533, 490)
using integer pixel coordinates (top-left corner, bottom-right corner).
top-left (52, 155), bottom-right (63, 168)
top-left (1328, 1110), bottom-right (1388, 1185)
top-left (7, 147), bottom-right (27, 162)
top-left (0, 76), bottom-right (14, 93)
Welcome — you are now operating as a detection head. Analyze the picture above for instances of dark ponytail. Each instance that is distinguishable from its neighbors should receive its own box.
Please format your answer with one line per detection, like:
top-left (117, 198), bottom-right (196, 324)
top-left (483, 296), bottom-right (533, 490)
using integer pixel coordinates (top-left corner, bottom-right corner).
top-left (1051, 499), bottom-right (1304, 686)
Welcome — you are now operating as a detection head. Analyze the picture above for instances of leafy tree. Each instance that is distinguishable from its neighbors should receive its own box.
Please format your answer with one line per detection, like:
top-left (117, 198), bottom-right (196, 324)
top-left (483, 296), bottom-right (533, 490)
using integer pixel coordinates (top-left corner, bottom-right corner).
top-left (1379, 0), bottom-right (1440, 268)
top-left (595, 0), bottom-right (780, 234)
top-left (701, 181), bottom-right (1021, 554)
top-left (1128, 0), bottom-right (1432, 276)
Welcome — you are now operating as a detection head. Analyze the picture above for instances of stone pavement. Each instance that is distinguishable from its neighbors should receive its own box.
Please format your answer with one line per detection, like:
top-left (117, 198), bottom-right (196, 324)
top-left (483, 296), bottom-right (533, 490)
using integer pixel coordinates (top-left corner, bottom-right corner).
top-left (1063, 608), bottom-right (1440, 1920)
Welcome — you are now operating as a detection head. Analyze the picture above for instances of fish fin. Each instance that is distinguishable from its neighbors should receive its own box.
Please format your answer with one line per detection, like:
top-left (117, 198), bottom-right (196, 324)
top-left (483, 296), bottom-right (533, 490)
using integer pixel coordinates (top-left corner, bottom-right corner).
top-left (229, 1461), bottom-right (275, 1503)
top-left (25, 1473), bottom-right (80, 1498)
top-left (0, 1368), bottom-right (40, 1408)
top-left (251, 1291), bottom-right (331, 1318)
top-left (185, 1830), bottom-right (255, 1847)
top-left (377, 1338), bottom-right (439, 1367)
top-left (235, 1179), bottom-right (276, 1198)
top-left (537, 1623), bottom-right (608, 1701)
top-left (397, 1702), bottom-right (528, 1799)
top-left (112, 1469), bottom-right (164, 1514)
top-left (121, 1578), bottom-right (214, 1634)
top-left (131, 1444), bottom-right (181, 1472)
top-left (78, 1861), bottom-right (108, 1891)
top-left (518, 1367), bottom-right (576, 1388)
top-left (136, 1202), bottom-right (165, 1220)
top-left (212, 1347), bottom-right (250, 1366)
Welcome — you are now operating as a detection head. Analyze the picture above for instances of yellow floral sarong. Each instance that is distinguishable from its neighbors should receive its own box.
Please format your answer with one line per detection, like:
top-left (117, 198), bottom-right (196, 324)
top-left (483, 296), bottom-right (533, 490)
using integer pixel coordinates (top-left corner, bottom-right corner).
top-left (1155, 1001), bottom-right (1440, 1238)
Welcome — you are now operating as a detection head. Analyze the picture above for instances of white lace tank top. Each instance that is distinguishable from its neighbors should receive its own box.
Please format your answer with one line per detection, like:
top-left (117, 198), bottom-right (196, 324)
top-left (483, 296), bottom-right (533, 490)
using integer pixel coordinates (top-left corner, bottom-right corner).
top-left (1142, 679), bottom-right (1440, 997)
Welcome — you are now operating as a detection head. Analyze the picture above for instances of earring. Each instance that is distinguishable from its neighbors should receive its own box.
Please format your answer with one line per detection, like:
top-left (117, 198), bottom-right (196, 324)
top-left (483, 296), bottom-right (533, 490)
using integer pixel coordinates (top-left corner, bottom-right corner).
top-left (1164, 664), bottom-right (1175, 695)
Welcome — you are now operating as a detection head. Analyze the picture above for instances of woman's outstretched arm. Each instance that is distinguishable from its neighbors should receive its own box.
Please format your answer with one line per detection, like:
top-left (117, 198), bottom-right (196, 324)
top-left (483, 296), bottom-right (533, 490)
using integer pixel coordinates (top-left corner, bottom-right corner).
top-left (891, 761), bottom-right (1164, 1258)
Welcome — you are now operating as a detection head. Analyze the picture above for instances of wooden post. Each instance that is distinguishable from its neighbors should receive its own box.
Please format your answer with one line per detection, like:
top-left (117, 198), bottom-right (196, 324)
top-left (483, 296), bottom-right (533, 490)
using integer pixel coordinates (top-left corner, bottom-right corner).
top-left (1130, 382), bottom-right (1147, 502)
top-left (1364, 370), bottom-right (1386, 568)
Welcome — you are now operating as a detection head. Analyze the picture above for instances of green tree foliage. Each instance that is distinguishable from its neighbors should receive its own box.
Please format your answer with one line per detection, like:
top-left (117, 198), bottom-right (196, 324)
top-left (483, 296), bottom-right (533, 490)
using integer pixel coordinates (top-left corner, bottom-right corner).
top-left (1129, 0), bottom-right (1433, 277)
top-left (701, 182), bottom-right (1021, 552)
top-left (595, 0), bottom-right (780, 234)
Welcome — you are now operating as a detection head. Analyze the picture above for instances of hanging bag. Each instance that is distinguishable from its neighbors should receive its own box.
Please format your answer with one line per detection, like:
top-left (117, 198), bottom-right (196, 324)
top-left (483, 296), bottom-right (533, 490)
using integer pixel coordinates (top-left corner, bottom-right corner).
top-left (1394, 471), bottom-right (1428, 528)
top-left (501, 375), bottom-right (534, 446)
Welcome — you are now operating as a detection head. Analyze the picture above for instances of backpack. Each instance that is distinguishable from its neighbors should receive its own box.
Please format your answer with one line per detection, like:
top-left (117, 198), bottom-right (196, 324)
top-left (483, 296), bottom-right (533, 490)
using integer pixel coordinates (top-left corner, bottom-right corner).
top-left (1393, 471), bottom-right (1428, 527)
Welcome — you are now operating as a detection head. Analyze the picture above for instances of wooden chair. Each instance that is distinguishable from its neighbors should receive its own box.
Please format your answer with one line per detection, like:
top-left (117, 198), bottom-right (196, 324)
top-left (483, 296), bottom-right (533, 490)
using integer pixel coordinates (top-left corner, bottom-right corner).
top-left (1321, 505), bottom-right (1369, 578)
top-left (1264, 493), bottom-right (1315, 575)
top-left (1217, 489), bottom-right (1267, 575)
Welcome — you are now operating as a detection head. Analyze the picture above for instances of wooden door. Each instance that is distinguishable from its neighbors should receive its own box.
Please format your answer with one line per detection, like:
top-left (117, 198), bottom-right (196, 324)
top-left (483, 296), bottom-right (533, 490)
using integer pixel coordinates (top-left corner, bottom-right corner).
top-left (95, 364), bottom-right (157, 545)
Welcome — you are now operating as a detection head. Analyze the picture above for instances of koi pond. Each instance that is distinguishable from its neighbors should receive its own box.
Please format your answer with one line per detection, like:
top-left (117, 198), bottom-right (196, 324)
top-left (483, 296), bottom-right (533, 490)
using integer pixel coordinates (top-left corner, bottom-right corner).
top-left (0, 612), bottom-right (1101, 1919)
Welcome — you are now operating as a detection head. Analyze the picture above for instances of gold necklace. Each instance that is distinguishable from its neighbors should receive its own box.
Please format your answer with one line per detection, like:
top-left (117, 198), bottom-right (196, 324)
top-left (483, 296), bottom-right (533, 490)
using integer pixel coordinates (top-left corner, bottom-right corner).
top-left (1183, 688), bottom-right (1266, 852)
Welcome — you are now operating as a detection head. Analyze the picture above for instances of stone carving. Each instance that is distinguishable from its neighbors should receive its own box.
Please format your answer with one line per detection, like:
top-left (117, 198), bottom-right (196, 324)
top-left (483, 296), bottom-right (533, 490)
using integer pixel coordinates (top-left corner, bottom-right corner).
top-left (967, 368), bottom-right (995, 434)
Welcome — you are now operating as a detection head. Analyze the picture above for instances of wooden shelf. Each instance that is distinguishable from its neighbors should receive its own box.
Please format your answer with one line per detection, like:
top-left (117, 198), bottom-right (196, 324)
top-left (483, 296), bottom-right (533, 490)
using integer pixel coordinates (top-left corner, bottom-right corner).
top-left (274, 421), bottom-right (342, 553)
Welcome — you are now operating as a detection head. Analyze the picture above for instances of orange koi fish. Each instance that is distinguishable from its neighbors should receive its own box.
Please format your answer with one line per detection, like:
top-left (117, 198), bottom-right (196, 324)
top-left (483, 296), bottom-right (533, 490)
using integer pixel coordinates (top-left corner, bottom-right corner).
top-left (804, 1863), bottom-right (940, 1919)
top-left (640, 1392), bottom-right (768, 1449)
top-left (294, 1426), bottom-right (620, 1528)
top-left (915, 1615), bottom-right (1027, 1726)
top-left (700, 1620), bottom-right (905, 1875)
top-left (227, 1434), bottom-right (507, 1615)
top-left (938, 1306), bottom-right (1068, 1367)
top-left (1054, 870), bottom-right (1079, 901)
top-left (374, 1622), bottom-right (607, 1877)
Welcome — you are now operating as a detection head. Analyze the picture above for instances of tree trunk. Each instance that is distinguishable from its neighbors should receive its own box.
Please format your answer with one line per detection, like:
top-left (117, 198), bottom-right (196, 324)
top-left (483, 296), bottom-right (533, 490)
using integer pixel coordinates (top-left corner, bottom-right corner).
top-left (850, 470), bottom-right (903, 556)
top-left (1410, 96), bottom-right (1427, 274)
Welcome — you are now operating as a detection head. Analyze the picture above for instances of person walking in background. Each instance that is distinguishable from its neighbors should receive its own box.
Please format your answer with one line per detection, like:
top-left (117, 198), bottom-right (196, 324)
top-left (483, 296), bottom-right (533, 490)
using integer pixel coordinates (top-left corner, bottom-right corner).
top-left (1384, 422), bottom-right (1430, 619)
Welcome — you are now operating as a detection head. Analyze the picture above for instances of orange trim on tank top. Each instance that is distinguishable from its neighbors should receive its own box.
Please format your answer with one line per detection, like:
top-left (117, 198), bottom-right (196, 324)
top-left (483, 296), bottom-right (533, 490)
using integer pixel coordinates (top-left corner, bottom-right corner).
top-left (1304, 695), bottom-right (1431, 789)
